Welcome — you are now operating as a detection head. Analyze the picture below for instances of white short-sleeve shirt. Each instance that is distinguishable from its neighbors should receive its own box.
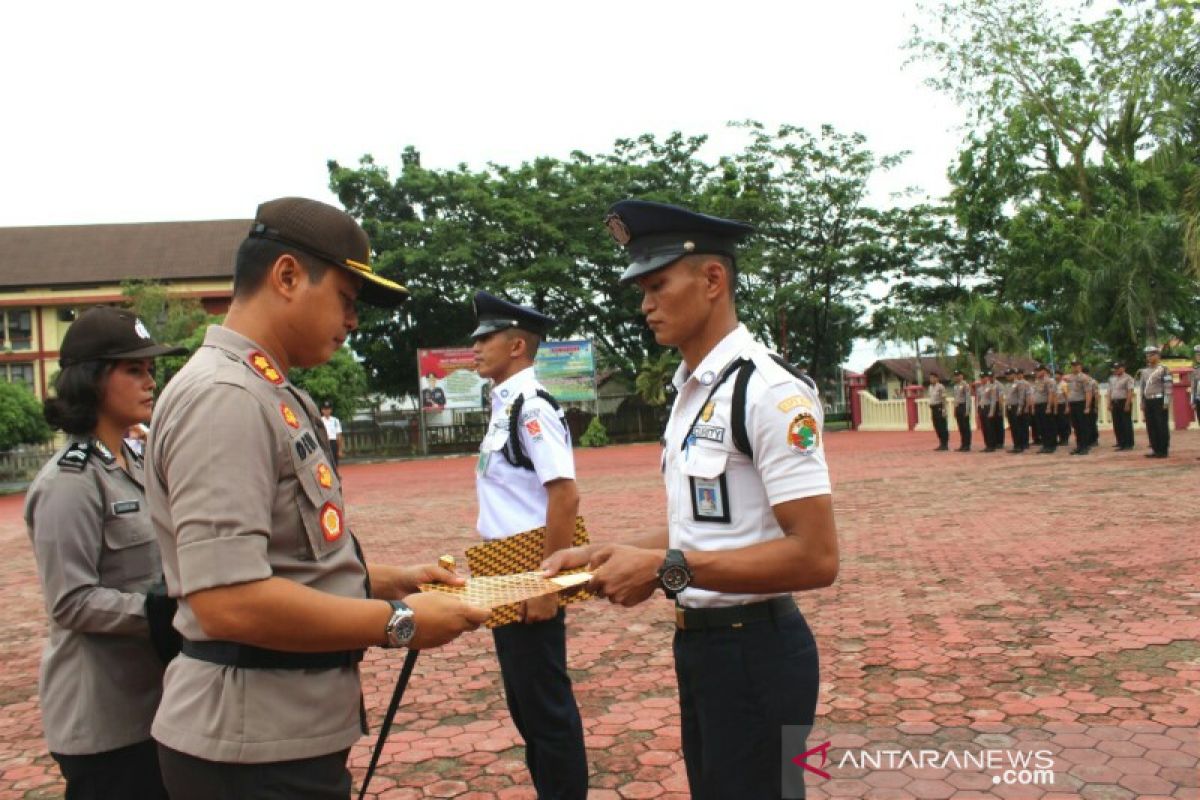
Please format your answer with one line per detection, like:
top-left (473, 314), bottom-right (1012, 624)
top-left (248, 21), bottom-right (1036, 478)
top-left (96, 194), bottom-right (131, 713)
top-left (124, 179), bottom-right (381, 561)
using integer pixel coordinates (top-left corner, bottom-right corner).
top-left (476, 367), bottom-right (575, 540)
top-left (663, 325), bottom-right (832, 608)
top-left (321, 415), bottom-right (342, 441)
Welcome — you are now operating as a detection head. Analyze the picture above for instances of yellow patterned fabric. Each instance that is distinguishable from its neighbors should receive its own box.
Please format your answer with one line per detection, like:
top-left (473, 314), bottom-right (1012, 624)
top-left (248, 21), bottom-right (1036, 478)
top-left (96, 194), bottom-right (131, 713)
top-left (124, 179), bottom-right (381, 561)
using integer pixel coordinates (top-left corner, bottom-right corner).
top-left (463, 516), bottom-right (592, 627)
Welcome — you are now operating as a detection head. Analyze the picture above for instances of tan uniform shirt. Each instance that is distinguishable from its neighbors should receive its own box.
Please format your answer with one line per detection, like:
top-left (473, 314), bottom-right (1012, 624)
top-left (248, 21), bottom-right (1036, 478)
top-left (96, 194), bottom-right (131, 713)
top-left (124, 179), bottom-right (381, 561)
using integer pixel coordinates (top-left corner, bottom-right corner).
top-left (1031, 376), bottom-right (1053, 405)
top-left (952, 382), bottom-right (971, 406)
top-left (927, 383), bottom-right (947, 408)
top-left (1138, 365), bottom-right (1173, 399)
top-left (24, 438), bottom-right (163, 755)
top-left (1109, 374), bottom-right (1135, 402)
top-left (1189, 364), bottom-right (1200, 400)
top-left (1066, 374), bottom-right (1087, 402)
top-left (147, 325), bottom-right (368, 763)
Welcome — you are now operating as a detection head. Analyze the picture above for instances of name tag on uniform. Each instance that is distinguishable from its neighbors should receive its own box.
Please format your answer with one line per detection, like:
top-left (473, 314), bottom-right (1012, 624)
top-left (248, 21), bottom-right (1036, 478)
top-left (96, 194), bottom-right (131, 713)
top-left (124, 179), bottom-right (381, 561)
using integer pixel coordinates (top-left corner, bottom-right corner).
top-left (111, 500), bottom-right (140, 515)
top-left (689, 474), bottom-right (730, 523)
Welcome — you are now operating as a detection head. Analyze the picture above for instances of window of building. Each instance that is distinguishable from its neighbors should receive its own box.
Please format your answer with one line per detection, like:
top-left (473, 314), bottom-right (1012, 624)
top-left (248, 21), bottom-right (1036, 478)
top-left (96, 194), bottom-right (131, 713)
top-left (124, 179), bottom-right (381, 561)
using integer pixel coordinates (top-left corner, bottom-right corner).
top-left (2, 309), bottom-right (33, 351)
top-left (2, 362), bottom-right (35, 390)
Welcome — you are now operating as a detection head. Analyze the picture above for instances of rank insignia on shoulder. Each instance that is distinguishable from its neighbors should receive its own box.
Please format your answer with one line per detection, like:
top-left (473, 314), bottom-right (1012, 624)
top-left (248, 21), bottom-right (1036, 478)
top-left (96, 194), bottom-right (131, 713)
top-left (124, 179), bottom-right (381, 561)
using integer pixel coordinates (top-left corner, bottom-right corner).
top-left (280, 403), bottom-right (300, 429)
top-left (91, 440), bottom-right (115, 464)
top-left (777, 394), bottom-right (814, 413)
top-left (248, 351), bottom-right (284, 385)
top-left (316, 462), bottom-right (333, 489)
top-left (787, 411), bottom-right (820, 455)
top-left (319, 502), bottom-right (343, 542)
top-left (57, 442), bottom-right (91, 471)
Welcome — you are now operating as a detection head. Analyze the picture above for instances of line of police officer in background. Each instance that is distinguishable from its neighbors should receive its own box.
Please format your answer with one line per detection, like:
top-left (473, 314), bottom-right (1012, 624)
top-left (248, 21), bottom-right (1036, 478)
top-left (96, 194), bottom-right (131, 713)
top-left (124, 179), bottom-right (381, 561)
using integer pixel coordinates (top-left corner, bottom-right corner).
top-left (928, 343), bottom-right (1200, 459)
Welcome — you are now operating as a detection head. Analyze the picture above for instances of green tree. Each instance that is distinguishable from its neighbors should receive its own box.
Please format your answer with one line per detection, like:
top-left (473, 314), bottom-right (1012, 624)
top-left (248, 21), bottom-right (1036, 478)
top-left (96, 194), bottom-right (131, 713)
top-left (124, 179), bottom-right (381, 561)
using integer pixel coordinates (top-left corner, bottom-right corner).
top-left (120, 280), bottom-right (215, 386)
top-left (708, 122), bottom-right (905, 380)
top-left (290, 347), bottom-right (370, 421)
top-left (0, 382), bottom-right (51, 450)
top-left (908, 0), bottom-right (1200, 366)
top-left (634, 350), bottom-right (681, 407)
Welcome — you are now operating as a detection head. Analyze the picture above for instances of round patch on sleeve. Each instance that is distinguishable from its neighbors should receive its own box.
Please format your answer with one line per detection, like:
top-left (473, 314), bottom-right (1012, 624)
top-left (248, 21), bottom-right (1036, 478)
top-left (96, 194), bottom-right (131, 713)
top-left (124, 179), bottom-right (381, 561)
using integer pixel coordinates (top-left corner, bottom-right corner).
top-left (316, 462), bottom-right (333, 489)
top-left (280, 403), bottom-right (300, 429)
top-left (319, 502), bottom-right (343, 542)
top-left (787, 412), bottom-right (821, 455)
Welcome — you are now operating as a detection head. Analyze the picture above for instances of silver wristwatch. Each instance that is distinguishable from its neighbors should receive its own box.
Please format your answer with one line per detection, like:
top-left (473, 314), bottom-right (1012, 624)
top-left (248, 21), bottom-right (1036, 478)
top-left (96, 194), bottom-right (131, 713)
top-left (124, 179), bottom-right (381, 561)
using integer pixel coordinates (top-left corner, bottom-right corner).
top-left (384, 600), bottom-right (416, 648)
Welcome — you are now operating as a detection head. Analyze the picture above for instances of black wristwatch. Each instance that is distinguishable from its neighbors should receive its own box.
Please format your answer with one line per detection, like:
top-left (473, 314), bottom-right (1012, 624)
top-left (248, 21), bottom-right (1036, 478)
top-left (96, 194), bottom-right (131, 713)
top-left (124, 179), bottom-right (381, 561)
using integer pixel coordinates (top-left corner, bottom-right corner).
top-left (657, 549), bottom-right (693, 600)
top-left (384, 600), bottom-right (416, 648)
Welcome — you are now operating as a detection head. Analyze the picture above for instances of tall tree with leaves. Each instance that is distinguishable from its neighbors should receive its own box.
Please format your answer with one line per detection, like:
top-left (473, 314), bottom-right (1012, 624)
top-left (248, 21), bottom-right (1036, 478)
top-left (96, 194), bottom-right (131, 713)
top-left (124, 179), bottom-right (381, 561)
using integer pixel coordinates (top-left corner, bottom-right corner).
top-left (908, 0), bottom-right (1200, 365)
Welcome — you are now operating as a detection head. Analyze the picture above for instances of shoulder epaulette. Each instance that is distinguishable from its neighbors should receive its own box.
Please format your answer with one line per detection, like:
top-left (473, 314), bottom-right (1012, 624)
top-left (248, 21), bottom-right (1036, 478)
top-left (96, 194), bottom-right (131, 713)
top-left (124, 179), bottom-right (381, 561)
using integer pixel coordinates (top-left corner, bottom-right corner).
top-left (57, 442), bottom-right (91, 472)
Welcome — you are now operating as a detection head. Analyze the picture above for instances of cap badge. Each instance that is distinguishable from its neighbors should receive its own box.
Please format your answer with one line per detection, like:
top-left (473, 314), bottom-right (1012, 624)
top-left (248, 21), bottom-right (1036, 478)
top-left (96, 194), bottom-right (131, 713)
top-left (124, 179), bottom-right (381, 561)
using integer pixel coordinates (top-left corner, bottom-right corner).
top-left (316, 462), bottom-right (333, 489)
top-left (280, 403), bottom-right (300, 429)
top-left (787, 412), bottom-right (821, 456)
top-left (248, 351), bottom-right (284, 385)
top-left (134, 319), bottom-right (152, 340)
top-left (319, 502), bottom-right (343, 542)
top-left (605, 213), bottom-right (632, 246)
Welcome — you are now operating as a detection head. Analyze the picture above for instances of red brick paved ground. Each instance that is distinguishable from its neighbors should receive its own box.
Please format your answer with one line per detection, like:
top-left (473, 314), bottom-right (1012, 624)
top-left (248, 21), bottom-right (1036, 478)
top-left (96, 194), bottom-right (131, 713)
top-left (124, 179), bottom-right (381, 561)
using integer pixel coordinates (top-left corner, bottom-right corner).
top-left (1, 431), bottom-right (1197, 799)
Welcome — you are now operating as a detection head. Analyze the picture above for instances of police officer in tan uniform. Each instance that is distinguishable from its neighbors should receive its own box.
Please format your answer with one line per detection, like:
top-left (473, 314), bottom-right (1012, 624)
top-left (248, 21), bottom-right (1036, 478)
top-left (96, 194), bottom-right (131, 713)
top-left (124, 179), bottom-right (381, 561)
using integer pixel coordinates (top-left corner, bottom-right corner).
top-left (1030, 364), bottom-right (1058, 453)
top-left (25, 306), bottom-right (185, 799)
top-left (1108, 362), bottom-right (1136, 450)
top-left (146, 198), bottom-right (488, 799)
top-left (1138, 345), bottom-right (1173, 458)
top-left (1066, 361), bottom-right (1091, 455)
top-left (952, 370), bottom-right (972, 451)
top-left (927, 373), bottom-right (949, 450)
top-left (546, 200), bottom-right (838, 800)
top-left (1004, 368), bottom-right (1031, 453)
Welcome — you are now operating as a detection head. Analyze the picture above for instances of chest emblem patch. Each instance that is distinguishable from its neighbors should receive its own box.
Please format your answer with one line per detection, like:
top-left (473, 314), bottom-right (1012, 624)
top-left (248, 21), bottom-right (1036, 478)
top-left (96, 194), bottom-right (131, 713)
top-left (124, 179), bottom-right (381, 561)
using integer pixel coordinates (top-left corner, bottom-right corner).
top-left (280, 403), bottom-right (300, 429)
top-left (249, 351), bottom-right (284, 385)
top-left (700, 401), bottom-right (716, 422)
top-left (787, 412), bottom-right (821, 455)
top-left (316, 462), bottom-right (333, 489)
top-left (320, 502), bottom-right (343, 542)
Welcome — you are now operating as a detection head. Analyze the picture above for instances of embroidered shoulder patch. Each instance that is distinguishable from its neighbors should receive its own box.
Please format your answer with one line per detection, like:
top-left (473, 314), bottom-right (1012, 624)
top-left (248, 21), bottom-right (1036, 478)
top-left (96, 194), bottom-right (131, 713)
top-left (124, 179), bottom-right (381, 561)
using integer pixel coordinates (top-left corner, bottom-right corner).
top-left (316, 462), bottom-right (333, 489)
top-left (248, 351), bottom-right (284, 385)
top-left (524, 418), bottom-right (543, 438)
top-left (787, 412), bottom-right (820, 455)
top-left (280, 403), bottom-right (300, 429)
top-left (777, 394), bottom-right (814, 413)
top-left (319, 502), bottom-right (343, 542)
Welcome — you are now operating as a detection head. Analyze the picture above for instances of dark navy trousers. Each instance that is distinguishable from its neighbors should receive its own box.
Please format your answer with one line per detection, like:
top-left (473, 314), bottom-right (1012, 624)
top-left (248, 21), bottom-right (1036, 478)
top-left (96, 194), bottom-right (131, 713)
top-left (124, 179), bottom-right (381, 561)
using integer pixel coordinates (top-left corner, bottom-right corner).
top-left (492, 608), bottom-right (587, 800)
top-left (674, 607), bottom-right (819, 800)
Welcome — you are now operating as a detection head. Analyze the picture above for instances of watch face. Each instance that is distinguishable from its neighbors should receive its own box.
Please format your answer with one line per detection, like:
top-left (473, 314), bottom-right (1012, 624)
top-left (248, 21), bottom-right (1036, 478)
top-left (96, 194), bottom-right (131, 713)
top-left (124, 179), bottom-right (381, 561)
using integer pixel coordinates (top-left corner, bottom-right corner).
top-left (662, 565), bottom-right (690, 592)
top-left (395, 616), bottom-right (416, 643)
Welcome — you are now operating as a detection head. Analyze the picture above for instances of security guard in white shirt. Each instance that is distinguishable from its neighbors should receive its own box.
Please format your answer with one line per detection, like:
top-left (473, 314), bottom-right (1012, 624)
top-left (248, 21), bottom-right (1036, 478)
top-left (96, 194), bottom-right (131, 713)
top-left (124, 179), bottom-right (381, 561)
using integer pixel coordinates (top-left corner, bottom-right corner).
top-left (545, 200), bottom-right (839, 800)
top-left (471, 291), bottom-right (587, 799)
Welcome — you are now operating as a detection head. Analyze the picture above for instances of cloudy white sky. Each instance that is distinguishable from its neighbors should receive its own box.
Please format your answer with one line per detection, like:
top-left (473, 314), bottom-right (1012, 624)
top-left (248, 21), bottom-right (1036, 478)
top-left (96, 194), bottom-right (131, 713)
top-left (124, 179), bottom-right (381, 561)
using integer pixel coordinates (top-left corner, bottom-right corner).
top-left (1, 0), bottom-right (970, 369)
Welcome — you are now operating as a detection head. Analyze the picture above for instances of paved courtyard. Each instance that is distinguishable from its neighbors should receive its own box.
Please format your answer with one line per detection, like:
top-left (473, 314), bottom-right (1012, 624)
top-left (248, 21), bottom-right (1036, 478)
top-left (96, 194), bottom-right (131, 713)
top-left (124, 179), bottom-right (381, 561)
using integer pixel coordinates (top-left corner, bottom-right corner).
top-left (0, 430), bottom-right (1197, 799)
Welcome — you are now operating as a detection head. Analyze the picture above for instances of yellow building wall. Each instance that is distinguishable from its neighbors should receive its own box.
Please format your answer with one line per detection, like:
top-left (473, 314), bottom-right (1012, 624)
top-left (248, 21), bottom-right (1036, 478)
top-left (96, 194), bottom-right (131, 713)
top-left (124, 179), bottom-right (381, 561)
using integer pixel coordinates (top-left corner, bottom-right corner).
top-left (0, 279), bottom-right (231, 400)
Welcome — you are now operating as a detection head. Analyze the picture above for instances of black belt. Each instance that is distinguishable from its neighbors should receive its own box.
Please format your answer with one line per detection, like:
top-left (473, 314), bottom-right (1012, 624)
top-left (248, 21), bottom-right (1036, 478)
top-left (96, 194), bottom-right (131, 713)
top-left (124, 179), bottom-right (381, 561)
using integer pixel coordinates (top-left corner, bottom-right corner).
top-left (675, 596), bottom-right (797, 631)
top-left (182, 639), bottom-right (364, 670)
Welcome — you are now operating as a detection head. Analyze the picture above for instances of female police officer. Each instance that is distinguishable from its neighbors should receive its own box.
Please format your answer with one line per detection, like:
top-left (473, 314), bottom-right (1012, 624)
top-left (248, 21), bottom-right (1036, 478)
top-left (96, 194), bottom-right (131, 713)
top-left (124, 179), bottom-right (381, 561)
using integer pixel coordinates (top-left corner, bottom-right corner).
top-left (24, 306), bottom-right (184, 799)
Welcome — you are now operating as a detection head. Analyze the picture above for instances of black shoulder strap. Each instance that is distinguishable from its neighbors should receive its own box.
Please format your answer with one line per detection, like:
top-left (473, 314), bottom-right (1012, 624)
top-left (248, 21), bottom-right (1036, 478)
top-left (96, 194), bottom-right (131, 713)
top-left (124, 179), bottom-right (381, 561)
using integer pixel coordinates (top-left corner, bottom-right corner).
top-left (731, 361), bottom-right (757, 458)
top-left (731, 355), bottom-right (817, 459)
top-left (502, 389), bottom-right (563, 471)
